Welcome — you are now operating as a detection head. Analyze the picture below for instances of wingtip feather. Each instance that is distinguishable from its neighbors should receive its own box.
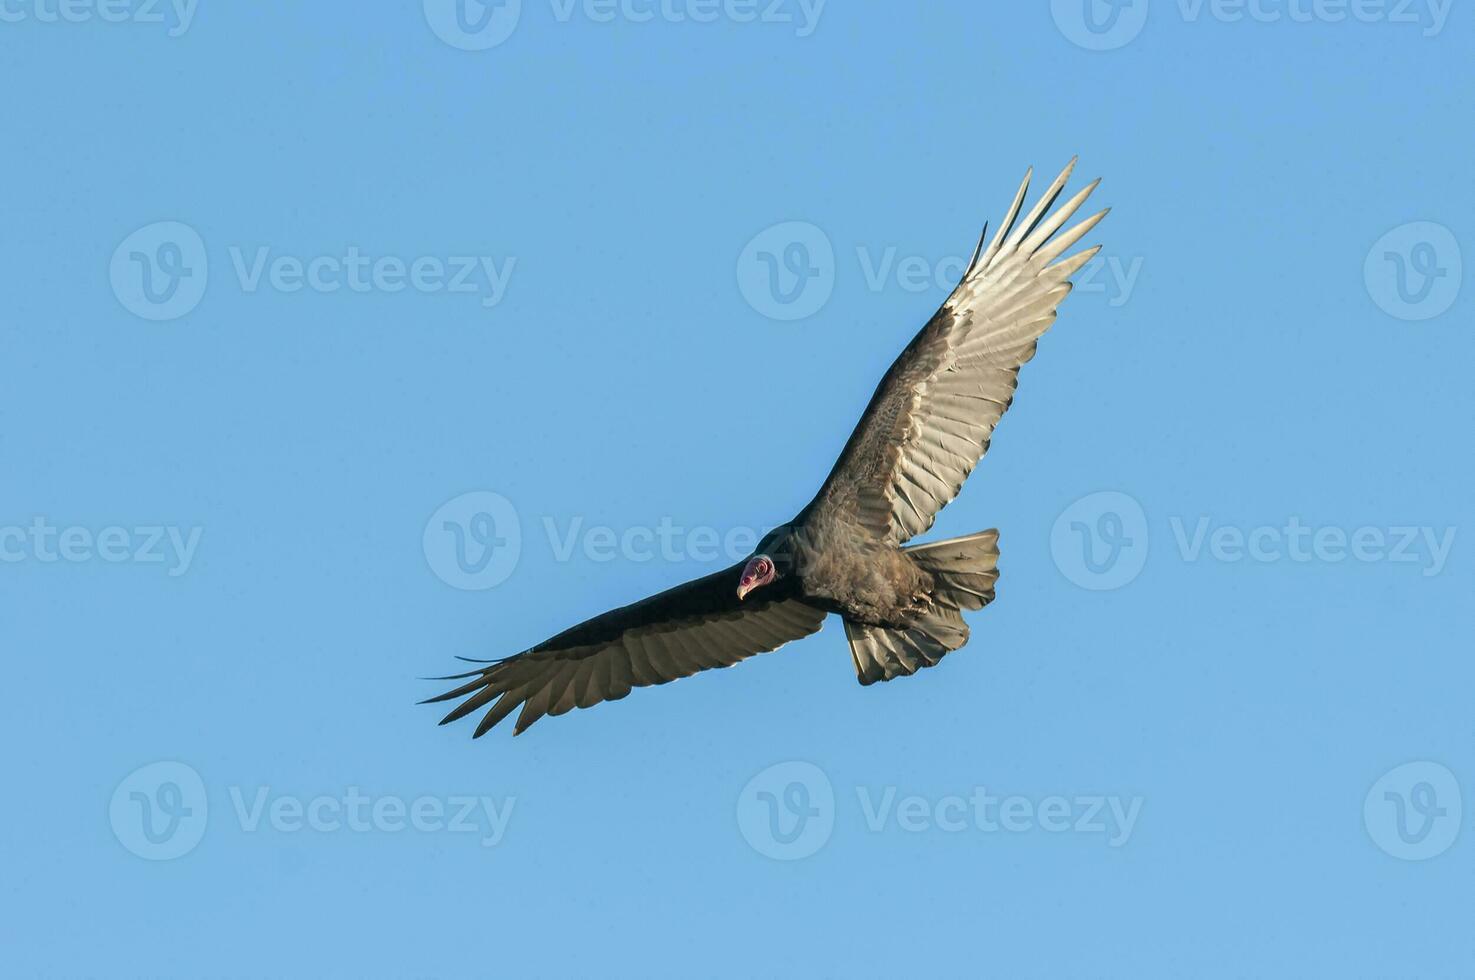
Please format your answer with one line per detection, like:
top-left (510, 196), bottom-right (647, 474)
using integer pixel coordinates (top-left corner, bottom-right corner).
top-left (979, 166), bottom-right (1033, 269)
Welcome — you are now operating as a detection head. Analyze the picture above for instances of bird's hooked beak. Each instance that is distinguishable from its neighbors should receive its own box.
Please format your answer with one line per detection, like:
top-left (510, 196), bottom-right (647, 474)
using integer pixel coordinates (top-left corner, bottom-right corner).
top-left (736, 555), bottom-right (775, 600)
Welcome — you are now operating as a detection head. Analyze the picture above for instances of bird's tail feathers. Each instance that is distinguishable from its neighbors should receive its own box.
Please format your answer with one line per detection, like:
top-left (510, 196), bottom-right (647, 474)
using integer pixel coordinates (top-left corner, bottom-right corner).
top-left (907, 528), bottom-right (1001, 612)
top-left (844, 529), bottom-right (1000, 686)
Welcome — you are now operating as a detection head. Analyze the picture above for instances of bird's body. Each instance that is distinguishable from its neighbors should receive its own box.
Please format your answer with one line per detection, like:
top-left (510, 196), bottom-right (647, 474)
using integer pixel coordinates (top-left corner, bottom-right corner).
top-left (426, 158), bottom-right (1107, 737)
top-left (741, 511), bottom-right (932, 628)
top-left (789, 519), bottom-right (933, 627)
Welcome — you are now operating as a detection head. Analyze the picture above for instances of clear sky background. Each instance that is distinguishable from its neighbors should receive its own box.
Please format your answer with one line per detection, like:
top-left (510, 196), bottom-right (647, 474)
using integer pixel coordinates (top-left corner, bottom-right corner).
top-left (2, 1), bottom-right (1472, 976)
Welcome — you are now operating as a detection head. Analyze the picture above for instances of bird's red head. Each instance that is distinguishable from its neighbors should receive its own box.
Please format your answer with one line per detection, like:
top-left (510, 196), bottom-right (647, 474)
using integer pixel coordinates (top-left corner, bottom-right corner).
top-left (736, 554), bottom-right (775, 600)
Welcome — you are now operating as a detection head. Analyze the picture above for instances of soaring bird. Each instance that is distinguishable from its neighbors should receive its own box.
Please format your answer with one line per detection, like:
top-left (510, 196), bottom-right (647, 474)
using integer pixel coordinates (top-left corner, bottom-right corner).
top-left (426, 158), bottom-right (1107, 737)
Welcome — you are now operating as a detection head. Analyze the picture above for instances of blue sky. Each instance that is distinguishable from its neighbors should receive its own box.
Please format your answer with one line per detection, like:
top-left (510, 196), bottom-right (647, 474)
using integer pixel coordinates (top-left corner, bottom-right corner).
top-left (2, 1), bottom-right (1472, 976)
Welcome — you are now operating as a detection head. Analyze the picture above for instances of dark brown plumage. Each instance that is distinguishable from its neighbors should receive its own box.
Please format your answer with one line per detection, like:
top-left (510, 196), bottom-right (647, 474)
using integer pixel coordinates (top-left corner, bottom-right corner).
top-left (425, 158), bottom-right (1107, 736)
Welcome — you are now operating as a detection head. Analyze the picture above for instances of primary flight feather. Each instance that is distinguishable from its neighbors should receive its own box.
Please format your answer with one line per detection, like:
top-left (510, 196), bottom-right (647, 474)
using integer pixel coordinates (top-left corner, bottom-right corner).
top-left (425, 157), bottom-right (1107, 737)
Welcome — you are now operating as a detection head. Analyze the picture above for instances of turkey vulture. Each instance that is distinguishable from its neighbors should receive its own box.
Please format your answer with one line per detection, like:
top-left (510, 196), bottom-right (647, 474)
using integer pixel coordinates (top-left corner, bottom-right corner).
top-left (425, 158), bottom-right (1107, 737)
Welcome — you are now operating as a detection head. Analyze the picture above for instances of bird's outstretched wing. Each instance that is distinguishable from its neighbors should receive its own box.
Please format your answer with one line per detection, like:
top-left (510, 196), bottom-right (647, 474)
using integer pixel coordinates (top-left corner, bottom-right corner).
top-left (808, 158), bottom-right (1107, 543)
top-left (424, 567), bottom-right (825, 736)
